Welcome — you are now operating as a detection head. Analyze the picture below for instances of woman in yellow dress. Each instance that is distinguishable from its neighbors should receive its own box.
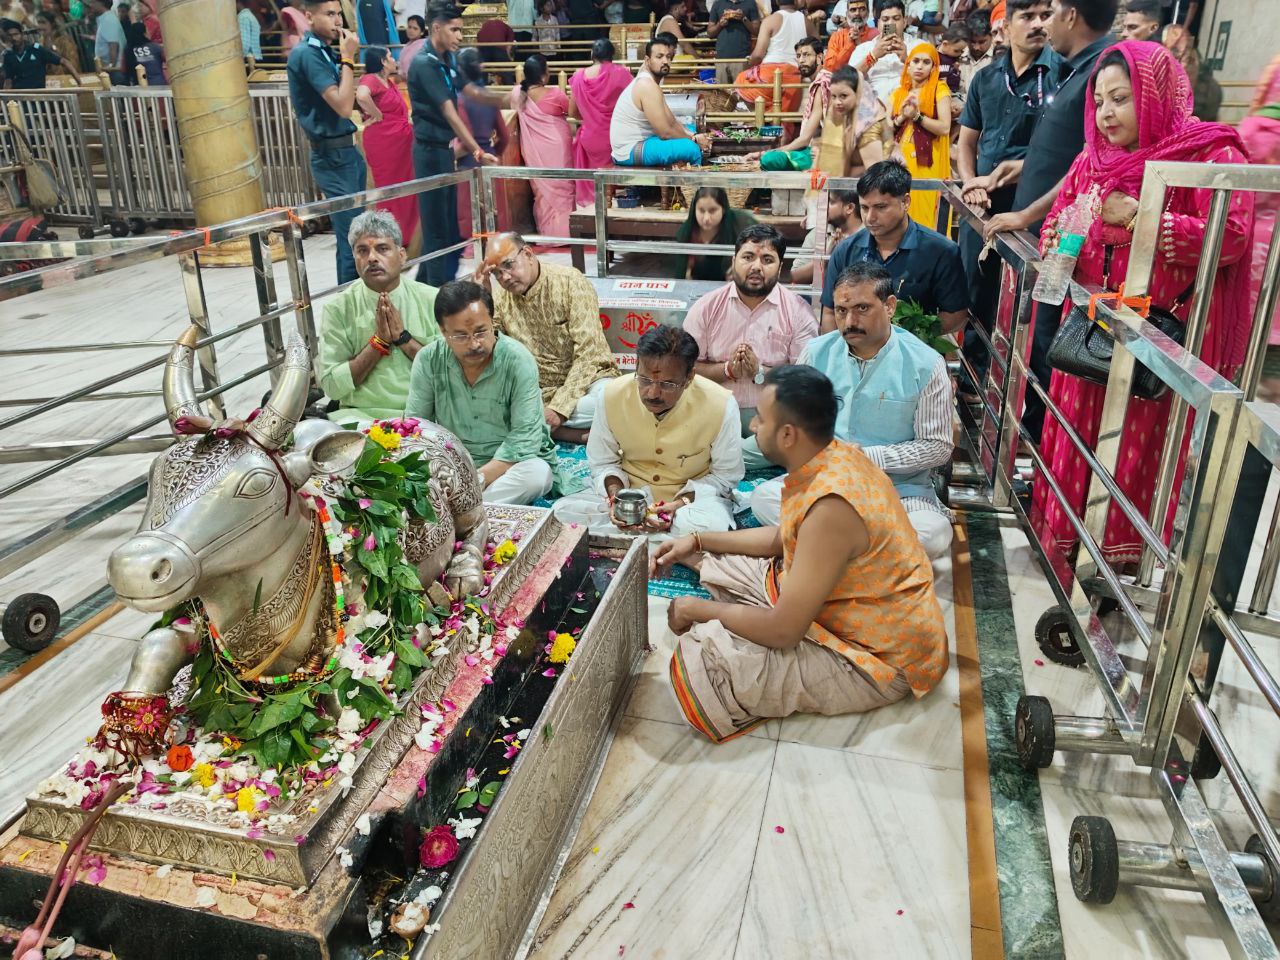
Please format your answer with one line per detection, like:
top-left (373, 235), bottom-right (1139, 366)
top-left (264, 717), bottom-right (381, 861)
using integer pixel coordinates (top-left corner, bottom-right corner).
top-left (889, 43), bottom-right (952, 229)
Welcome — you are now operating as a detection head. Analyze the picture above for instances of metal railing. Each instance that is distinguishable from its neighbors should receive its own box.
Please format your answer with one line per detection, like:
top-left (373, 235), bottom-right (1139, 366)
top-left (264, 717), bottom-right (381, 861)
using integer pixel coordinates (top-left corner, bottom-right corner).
top-left (941, 160), bottom-right (1280, 957)
top-left (0, 91), bottom-right (103, 229)
top-left (0, 162), bottom-right (1278, 954)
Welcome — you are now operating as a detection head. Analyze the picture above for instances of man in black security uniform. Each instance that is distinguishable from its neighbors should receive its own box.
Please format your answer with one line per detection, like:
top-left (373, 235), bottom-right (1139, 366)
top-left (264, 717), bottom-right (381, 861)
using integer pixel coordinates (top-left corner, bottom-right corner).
top-left (1, 19), bottom-right (76, 89)
top-left (819, 160), bottom-right (969, 336)
top-left (980, 0), bottom-right (1116, 440)
top-left (954, 0), bottom-right (1055, 384)
top-left (408, 2), bottom-right (501, 287)
top-left (287, 0), bottom-right (366, 285)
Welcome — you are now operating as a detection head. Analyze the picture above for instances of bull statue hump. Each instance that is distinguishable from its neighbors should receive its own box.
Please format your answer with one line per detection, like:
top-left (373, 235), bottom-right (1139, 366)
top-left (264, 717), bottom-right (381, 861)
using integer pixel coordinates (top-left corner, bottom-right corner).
top-left (100, 328), bottom-right (488, 759)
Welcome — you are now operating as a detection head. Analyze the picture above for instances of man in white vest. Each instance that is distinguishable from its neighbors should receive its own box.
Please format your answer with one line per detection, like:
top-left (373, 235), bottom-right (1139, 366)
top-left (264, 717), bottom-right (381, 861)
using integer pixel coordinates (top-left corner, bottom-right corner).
top-left (751, 261), bottom-right (954, 559)
top-left (553, 326), bottom-right (744, 536)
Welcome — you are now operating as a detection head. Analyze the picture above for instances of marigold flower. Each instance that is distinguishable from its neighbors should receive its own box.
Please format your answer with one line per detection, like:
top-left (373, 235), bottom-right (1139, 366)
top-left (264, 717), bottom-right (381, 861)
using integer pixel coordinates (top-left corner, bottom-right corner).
top-left (492, 539), bottom-right (518, 565)
top-left (368, 424), bottom-right (401, 451)
top-left (193, 763), bottom-right (217, 788)
top-left (165, 744), bottom-right (194, 772)
top-left (236, 786), bottom-right (261, 815)
top-left (548, 632), bottom-right (576, 664)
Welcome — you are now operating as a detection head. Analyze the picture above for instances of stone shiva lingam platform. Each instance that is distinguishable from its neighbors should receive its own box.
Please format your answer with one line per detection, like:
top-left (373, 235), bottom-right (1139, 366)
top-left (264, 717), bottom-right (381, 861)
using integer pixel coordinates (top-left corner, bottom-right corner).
top-left (0, 331), bottom-right (649, 960)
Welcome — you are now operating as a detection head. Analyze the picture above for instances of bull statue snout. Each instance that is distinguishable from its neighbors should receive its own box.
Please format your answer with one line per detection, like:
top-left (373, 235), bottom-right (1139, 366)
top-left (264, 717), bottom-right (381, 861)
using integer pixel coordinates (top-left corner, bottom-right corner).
top-left (108, 532), bottom-right (200, 612)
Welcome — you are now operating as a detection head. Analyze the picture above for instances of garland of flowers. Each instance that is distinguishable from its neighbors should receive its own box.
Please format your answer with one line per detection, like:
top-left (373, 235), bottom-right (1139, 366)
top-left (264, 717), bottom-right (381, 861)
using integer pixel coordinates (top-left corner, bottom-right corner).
top-left (174, 418), bottom-right (508, 780)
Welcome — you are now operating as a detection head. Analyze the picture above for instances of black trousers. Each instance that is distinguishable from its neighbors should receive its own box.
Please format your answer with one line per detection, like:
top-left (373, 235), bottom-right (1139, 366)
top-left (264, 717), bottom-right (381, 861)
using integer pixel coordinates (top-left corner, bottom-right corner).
top-left (960, 186), bottom-right (1015, 389)
top-left (413, 140), bottom-right (461, 287)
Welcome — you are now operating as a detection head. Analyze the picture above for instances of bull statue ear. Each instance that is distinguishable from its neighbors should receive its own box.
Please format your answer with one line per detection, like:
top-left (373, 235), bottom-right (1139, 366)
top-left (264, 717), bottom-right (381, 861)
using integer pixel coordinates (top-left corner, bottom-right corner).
top-left (283, 421), bottom-right (366, 487)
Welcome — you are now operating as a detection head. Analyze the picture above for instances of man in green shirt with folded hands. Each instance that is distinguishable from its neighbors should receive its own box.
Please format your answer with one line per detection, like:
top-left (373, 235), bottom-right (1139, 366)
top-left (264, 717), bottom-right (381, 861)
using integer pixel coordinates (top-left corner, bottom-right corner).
top-left (406, 280), bottom-right (563, 505)
top-left (318, 210), bottom-right (439, 425)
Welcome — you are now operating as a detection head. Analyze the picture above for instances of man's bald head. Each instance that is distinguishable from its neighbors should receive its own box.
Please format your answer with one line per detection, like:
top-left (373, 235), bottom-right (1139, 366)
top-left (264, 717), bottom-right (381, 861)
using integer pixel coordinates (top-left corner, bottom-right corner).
top-left (483, 232), bottom-right (540, 295)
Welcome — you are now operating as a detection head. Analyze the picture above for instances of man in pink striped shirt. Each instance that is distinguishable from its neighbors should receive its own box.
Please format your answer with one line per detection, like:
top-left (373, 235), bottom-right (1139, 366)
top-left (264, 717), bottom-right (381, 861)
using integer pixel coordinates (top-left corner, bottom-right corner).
top-left (681, 223), bottom-right (819, 470)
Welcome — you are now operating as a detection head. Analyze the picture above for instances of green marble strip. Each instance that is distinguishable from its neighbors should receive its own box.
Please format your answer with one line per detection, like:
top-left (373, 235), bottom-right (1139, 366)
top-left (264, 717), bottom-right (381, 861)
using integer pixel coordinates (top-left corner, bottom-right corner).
top-left (966, 511), bottom-right (1066, 959)
top-left (0, 584), bottom-right (116, 680)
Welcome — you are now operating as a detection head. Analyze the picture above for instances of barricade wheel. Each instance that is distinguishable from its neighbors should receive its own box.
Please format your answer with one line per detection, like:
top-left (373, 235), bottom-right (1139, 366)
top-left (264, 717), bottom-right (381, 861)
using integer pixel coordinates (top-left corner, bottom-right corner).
top-left (1190, 735), bottom-right (1222, 781)
top-left (108, 219), bottom-right (129, 238)
top-left (1015, 694), bottom-right (1055, 770)
top-left (1035, 607), bottom-right (1085, 667)
top-left (1245, 835), bottom-right (1280, 923)
top-left (1069, 815), bottom-right (1118, 904)
top-left (78, 226), bottom-right (94, 240)
top-left (127, 218), bottom-right (146, 235)
top-left (2, 593), bottom-right (60, 653)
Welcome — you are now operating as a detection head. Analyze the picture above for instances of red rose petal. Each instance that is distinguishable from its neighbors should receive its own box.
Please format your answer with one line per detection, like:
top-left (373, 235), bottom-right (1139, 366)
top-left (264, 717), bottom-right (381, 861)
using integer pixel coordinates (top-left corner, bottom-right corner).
top-left (774, 825), bottom-right (785, 834)
top-left (896, 909), bottom-right (904, 916)
top-left (1034, 659), bottom-right (1045, 666)
top-left (622, 901), bottom-right (635, 910)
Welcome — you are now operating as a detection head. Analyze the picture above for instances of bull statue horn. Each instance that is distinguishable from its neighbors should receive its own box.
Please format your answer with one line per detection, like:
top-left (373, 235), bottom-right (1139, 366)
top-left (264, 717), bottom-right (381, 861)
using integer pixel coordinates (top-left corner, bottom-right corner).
top-left (247, 335), bottom-right (311, 450)
top-left (163, 326), bottom-right (209, 432)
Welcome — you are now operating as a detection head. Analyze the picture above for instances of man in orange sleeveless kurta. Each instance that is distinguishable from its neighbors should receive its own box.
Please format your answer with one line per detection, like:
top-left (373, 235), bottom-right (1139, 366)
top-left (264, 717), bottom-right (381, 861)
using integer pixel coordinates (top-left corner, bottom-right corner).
top-left (652, 365), bottom-right (948, 743)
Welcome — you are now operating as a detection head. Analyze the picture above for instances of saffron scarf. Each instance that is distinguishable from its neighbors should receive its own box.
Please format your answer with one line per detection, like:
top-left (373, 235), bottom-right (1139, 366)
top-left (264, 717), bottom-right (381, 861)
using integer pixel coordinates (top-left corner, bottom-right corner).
top-left (890, 43), bottom-right (942, 163)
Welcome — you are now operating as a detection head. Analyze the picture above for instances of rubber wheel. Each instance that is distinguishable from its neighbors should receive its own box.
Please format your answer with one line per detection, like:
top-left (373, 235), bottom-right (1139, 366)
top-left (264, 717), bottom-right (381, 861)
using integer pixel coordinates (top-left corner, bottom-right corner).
top-left (1069, 815), bottom-right (1119, 904)
top-left (1035, 607), bottom-right (1086, 667)
top-left (77, 225), bottom-right (95, 240)
top-left (1015, 694), bottom-right (1056, 770)
top-left (2, 593), bottom-right (60, 653)
top-left (127, 217), bottom-right (146, 235)
top-left (108, 219), bottom-right (129, 238)
top-left (1095, 595), bottom-right (1121, 617)
top-left (1245, 835), bottom-right (1280, 923)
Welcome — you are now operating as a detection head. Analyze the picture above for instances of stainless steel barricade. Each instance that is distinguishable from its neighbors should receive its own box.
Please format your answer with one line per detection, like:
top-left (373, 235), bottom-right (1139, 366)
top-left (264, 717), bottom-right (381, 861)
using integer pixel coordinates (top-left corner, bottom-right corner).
top-left (935, 161), bottom-right (1280, 957)
top-left (96, 86), bottom-right (320, 225)
top-left (0, 90), bottom-right (104, 232)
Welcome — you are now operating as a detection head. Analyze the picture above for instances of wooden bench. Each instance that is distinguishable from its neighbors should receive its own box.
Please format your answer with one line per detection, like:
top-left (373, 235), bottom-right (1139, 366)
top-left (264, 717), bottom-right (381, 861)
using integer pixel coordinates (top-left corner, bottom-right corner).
top-left (568, 207), bottom-right (808, 272)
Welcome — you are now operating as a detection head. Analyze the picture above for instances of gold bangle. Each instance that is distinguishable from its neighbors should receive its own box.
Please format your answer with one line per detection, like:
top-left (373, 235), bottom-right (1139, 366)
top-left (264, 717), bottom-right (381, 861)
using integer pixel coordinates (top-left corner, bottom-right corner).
top-left (692, 531), bottom-right (703, 553)
top-left (1124, 212), bottom-right (1138, 232)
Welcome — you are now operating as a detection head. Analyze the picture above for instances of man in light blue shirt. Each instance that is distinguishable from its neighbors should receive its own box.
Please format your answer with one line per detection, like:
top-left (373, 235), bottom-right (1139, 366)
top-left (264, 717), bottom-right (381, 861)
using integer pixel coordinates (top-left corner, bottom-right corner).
top-left (238, 0), bottom-right (263, 60)
top-left (90, 0), bottom-right (125, 80)
top-left (751, 261), bottom-right (954, 560)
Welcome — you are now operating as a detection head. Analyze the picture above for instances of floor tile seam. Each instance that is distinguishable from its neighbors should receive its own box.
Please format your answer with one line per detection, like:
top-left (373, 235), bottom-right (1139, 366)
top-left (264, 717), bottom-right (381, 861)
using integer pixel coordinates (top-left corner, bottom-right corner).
top-left (729, 736), bottom-right (780, 960)
top-left (770, 733), bottom-right (966, 772)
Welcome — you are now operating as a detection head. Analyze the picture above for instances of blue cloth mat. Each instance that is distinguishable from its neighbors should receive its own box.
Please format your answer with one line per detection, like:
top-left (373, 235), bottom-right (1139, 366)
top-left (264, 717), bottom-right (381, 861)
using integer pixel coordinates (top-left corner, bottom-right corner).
top-left (534, 443), bottom-right (779, 598)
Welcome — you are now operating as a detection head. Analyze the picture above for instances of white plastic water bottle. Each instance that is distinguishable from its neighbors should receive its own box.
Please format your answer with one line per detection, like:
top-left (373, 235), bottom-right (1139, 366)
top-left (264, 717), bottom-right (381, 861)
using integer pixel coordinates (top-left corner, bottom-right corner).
top-left (1032, 196), bottom-right (1093, 306)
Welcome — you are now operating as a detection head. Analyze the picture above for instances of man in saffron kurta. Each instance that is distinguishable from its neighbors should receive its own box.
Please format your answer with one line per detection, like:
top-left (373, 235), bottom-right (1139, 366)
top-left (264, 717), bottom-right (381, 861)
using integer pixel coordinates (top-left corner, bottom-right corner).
top-left (655, 365), bottom-right (947, 743)
top-left (319, 210), bottom-right (439, 424)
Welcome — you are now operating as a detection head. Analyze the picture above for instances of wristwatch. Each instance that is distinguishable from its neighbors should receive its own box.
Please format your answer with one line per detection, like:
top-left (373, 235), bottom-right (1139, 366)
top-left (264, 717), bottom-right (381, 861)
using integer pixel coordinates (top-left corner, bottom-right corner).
top-left (753, 367), bottom-right (766, 385)
top-left (392, 330), bottom-right (412, 346)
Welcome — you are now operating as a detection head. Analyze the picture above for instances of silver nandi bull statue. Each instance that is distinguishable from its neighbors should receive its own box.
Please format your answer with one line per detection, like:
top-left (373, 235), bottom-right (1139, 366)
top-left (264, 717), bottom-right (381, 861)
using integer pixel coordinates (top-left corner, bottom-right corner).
top-left (99, 328), bottom-right (488, 757)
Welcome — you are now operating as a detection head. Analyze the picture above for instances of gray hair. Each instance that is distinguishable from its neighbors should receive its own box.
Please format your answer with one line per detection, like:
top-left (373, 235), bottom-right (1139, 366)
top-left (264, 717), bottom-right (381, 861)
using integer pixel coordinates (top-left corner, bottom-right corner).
top-left (348, 209), bottom-right (403, 249)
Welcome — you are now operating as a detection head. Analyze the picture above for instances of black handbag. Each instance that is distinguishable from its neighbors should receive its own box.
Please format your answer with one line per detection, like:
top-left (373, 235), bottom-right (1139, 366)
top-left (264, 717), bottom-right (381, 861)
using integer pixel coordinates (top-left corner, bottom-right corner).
top-left (1046, 246), bottom-right (1193, 402)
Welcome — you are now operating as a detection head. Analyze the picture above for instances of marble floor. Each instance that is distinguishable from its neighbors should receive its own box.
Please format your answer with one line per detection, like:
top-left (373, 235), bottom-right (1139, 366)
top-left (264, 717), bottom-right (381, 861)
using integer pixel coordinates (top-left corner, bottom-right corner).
top-left (1, 229), bottom-right (1278, 959)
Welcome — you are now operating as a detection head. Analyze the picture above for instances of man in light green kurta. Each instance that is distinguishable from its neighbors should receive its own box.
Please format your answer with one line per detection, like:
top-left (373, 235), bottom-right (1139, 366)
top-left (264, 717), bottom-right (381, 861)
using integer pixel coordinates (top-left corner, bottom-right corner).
top-left (405, 280), bottom-right (564, 505)
top-left (318, 210), bottom-right (440, 424)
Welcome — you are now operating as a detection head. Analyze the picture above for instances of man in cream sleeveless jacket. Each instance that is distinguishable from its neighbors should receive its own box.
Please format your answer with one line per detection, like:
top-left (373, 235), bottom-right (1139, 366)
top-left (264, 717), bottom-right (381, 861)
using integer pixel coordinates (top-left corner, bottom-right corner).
top-left (553, 325), bottom-right (744, 537)
top-left (751, 261), bottom-right (954, 560)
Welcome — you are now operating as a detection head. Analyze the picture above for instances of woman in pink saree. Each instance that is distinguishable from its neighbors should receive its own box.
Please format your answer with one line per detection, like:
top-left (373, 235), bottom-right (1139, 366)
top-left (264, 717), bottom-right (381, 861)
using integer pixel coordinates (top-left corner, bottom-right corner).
top-left (1241, 54), bottom-right (1280, 402)
top-left (1032, 41), bottom-right (1254, 567)
top-left (356, 48), bottom-right (420, 249)
top-left (511, 56), bottom-right (576, 240)
top-left (568, 38), bottom-right (634, 207)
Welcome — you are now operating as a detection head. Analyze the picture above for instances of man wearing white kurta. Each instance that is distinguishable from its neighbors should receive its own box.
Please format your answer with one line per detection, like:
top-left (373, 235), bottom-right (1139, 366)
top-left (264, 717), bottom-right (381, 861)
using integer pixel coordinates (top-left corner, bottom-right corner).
top-left (751, 261), bottom-right (953, 559)
top-left (553, 325), bottom-right (744, 537)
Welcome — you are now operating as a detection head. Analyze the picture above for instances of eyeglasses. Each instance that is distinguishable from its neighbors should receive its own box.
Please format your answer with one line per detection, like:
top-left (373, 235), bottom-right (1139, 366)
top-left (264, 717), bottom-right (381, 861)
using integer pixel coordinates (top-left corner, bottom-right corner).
top-left (636, 375), bottom-right (685, 391)
top-left (491, 252), bottom-right (525, 276)
top-left (445, 328), bottom-right (495, 344)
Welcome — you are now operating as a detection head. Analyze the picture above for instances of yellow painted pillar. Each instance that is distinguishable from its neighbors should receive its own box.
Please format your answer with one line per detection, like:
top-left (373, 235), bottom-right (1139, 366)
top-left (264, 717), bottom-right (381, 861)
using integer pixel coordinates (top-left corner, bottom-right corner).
top-left (157, 0), bottom-right (265, 226)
